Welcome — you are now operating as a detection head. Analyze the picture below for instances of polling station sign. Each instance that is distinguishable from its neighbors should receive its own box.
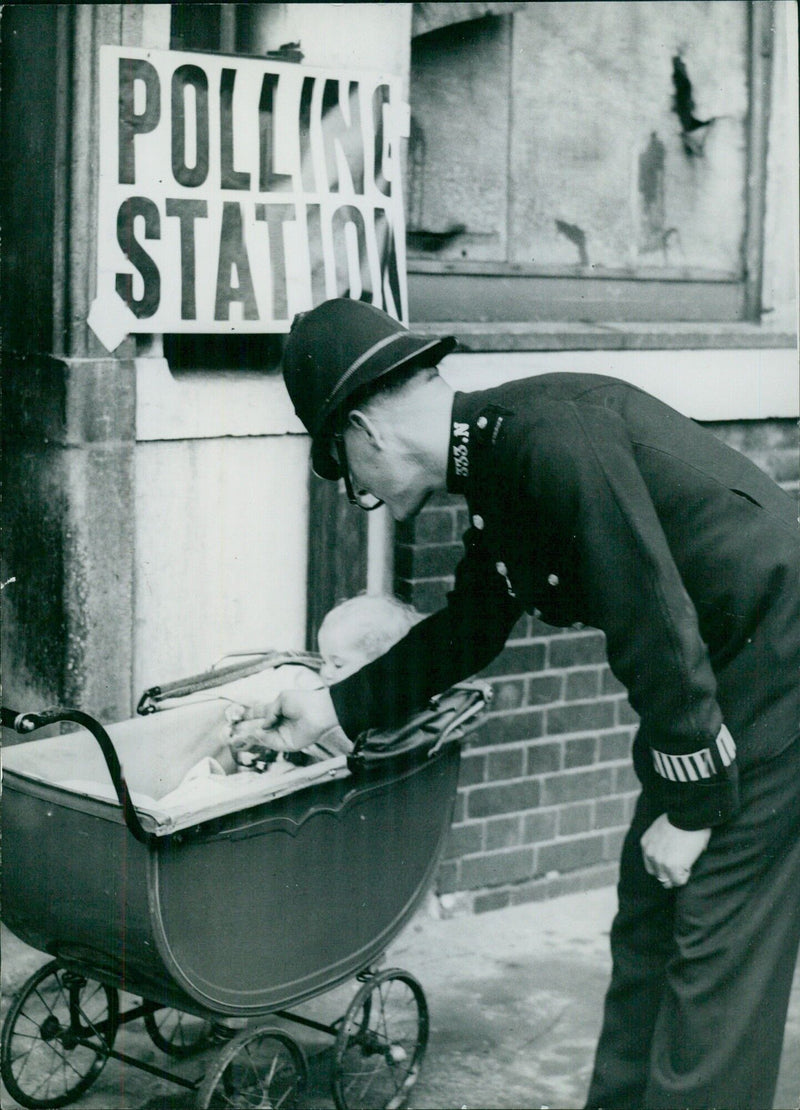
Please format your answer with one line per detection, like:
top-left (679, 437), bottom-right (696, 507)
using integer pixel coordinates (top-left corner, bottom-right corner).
top-left (88, 46), bottom-right (409, 351)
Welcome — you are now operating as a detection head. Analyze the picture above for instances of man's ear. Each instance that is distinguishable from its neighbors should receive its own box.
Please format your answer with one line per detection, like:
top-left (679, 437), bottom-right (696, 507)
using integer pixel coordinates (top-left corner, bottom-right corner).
top-left (347, 408), bottom-right (382, 447)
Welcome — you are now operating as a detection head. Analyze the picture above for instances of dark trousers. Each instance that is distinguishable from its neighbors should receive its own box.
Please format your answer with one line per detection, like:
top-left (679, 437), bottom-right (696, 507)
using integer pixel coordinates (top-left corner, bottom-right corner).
top-left (585, 732), bottom-right (800, 1110)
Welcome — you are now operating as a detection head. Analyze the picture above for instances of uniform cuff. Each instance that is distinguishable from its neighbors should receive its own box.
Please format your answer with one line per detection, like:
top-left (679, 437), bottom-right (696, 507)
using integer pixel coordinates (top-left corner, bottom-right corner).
top-left (652, 724), bottom-right (740, 829)
top-left (665, 764), bottom-right (740, 829)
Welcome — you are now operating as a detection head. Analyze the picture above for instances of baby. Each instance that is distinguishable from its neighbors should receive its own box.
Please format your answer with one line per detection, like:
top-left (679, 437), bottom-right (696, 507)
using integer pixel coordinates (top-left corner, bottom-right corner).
top-left (150, 595), bottom-right (423, 810)
top-left (316, 594), bottom-right (424, 683)
top-left (228, 594), bottom-right (423, 761)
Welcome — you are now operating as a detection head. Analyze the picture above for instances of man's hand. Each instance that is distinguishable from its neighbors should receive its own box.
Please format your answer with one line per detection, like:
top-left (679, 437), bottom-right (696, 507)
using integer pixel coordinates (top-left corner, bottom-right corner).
top-left (640, 814), bottom-right (711, 889)
top-left (229, 687), bottom-right (340, 752)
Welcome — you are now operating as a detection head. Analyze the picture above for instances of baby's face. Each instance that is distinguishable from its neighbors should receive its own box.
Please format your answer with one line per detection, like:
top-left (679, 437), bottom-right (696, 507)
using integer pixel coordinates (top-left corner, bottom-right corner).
top-left (317, 614), bottom-right (371, 684)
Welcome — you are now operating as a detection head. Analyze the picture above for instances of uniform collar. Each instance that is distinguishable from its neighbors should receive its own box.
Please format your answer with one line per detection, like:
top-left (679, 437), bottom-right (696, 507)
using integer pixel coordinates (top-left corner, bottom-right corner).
top-left (446, 390), bottom-right (504, 495)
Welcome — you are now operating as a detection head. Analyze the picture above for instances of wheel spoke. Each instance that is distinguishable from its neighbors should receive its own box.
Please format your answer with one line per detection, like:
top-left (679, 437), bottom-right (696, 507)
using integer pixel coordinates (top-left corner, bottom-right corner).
top-left (332, 970), bottom-right (428, 1110)
top-left (32, 986), bottom-right (59, 1021)
top-left (2, 962), bottom-right (118, 1108)
top-left (197, 1028), bottom-right (306, 1110)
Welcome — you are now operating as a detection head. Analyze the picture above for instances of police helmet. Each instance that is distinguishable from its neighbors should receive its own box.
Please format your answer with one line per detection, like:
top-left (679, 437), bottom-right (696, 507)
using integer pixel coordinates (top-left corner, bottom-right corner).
top-left (282, 298), bottom-right (456, 480)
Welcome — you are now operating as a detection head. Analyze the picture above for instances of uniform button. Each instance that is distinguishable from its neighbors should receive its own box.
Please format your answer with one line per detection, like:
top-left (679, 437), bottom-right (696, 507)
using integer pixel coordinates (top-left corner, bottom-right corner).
top-left (472, 514), bottom-right (484, 530)
top-left (476, 415), bottom-right (488, 429)
top-left (496, 561), bottom-right (508, 576)
top-left (547, 573), bottom-right (559, 587)
top-left (532, 608), bottom-right (542, 619)
top-left (572, 621), bottom-right (584, 630)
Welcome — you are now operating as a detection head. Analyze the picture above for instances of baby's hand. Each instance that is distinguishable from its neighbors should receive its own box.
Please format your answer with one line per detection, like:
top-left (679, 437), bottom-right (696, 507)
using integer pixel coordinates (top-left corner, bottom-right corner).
top-left (224, 703), bottom-right (249, 733)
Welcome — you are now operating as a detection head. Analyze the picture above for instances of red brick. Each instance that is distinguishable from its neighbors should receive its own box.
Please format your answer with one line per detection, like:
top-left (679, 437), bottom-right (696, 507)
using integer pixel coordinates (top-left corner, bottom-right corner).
top-left (395, 542), bottom-right (463, 579)
top-left (558, 802), bottom-right (593, 835)
top-left (427, 488), bottom-right (459, 509)
top-left (509, 614), bottom-right (533, 640)
top-left (541, 767), bottom-right (615, 805)
top-left (485, 815), bottom-right (522, 850)
top-left (506, 878), bottom-right (553, 906)
top-left (403, 579), bottom-right (451, 613)
top-left (599, 730), bottom-right (633, 762)
top-left (466, 778), bottom-right (541, 818)
top-left (616, 699), bottom-right (640, 726)
top-left (479, 642), bottom-right (547, 677)
top-left (543, 862), bottom-right (619, 898)
top-left (522, 809), bottom-right (558, 842)
top-left (537, 834), bottom-right (605, 875)
top-left (525, 673), bottom-right (563, 706)
top-left (526, 741), bottom-right (562, 775)
top-left (564, 736), bottom-right (598, 768)
top-left (488, 746), bottom-right (525, 780)
top-left (602, 668), bottom-right (627, 696)
top-left (490, 678), bottom-right (526, 711)
top-left (474, 889), bottom-right (512, 912)
top-left (434, 859), bottom-right (459, 893)
top-left (505, 864), bottom-right (619, 905)
top-left (565, 668), bottom-right (601, 700)
top-left (443, 822), bottom-right (484, 859)
top-left (475, 709), bottom-right (544, 746)
top-left (549, 632), bottom-right (607, 668)
top-left (398, 508), bottom-right (456, 545)
top-left (594, 796), bottom-right (628, 828)
top-left (458, 752), bottom-right (486, 786)
top-left (546, 700), bottom-right (615, 735)
top-left (771, 448), bottom-right (800, 484)
top-left (614, 764), bottom-right (640, 792)
top-left (460, 847), bottom-right (535, 889)
top-left (604, 828), bottom-right (628, 860)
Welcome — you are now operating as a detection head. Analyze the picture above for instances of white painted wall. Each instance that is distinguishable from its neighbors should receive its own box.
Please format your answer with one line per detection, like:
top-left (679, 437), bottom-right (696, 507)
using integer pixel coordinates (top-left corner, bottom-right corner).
top-left (131, 4), bottom-right (414, 692)
top-left (133, 432), bottom-right (310, 693)
top-left (440, 346), bottom-right (799, 421)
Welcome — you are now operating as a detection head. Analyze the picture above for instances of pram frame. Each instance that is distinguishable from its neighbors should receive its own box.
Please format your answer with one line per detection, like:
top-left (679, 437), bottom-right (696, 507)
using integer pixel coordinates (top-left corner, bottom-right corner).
top-left (1, 656), bottom-right (490, 1109)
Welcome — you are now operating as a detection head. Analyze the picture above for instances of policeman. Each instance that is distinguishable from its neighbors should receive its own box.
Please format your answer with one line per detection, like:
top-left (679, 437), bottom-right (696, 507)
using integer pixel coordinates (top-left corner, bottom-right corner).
top-left (234, 297), bottom-right (800, 1109)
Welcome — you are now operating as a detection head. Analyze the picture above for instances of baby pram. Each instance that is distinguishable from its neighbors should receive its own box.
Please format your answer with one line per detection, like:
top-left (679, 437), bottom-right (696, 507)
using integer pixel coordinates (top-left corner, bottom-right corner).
top-left (1, 651), bottom-right (490, 1109)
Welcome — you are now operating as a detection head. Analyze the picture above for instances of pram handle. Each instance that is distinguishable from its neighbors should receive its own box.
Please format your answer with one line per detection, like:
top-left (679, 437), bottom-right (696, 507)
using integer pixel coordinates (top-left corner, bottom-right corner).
top-left (347, 681), bottom-right (492, 776)
top-left (1, 705), bottom-right (157, 847)
top-left (136, 649), bottom-right (321, 714)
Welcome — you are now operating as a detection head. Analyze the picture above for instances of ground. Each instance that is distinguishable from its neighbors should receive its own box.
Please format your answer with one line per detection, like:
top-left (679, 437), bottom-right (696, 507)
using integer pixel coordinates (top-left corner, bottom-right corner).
top-left (2, 887), bottom-right (799, 1109)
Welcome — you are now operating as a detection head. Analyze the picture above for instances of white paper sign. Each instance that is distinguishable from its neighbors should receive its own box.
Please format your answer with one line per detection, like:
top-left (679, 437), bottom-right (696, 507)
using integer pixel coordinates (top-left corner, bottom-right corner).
top-left (89, 46), bottom-right (409, 351)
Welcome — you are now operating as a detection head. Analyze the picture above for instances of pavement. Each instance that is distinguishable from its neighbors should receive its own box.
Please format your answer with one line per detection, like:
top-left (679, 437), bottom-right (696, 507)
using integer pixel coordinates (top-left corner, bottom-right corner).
top-left (2, 885), bottom-right (799, 1110)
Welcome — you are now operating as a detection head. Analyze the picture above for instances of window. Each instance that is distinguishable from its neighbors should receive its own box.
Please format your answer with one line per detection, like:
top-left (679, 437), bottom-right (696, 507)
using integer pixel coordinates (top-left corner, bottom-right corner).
top-left (406, 2), bottom-right (769, 323)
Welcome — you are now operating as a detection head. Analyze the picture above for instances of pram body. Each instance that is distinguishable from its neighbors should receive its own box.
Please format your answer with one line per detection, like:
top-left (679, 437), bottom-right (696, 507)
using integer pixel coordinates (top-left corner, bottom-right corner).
top-left (1, 652), bottom-right (490, 1109)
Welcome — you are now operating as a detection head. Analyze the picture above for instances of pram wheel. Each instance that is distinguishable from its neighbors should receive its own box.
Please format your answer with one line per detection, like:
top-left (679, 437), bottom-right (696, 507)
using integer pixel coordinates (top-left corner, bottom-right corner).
top-left (196, 1025), bottom-right (307, 1109)
top-left (144, 1006), bottom-right (213, 1058)
top-left (1, 960), bottom-right (119, 1109)
top-left (331, 968), bottom-right (429, 1110)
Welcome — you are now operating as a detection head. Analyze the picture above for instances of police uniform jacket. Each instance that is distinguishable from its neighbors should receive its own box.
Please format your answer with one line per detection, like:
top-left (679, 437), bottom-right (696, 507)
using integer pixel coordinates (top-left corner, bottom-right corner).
top-left (331, 374), bottom-right (800, 831)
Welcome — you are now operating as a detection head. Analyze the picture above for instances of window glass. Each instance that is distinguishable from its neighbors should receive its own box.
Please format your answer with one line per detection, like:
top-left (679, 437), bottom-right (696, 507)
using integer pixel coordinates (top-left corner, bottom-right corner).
top-left (409, 2), bottom-right (749, 276)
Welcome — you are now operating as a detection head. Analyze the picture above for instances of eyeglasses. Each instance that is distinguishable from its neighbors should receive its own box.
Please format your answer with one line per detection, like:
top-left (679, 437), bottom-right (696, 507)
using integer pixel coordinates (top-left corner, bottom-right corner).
top-left (333, 433), bottom-right (384, 511)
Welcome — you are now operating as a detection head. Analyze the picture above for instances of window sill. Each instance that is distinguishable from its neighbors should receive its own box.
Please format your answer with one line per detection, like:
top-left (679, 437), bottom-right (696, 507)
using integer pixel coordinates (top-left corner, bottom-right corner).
top-left (410, 319), bottom-right (797, 353)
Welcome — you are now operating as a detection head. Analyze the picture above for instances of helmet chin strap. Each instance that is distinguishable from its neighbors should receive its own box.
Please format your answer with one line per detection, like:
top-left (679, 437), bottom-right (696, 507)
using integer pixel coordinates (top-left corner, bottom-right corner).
top-left (333, 430), bottom-right (385, 511)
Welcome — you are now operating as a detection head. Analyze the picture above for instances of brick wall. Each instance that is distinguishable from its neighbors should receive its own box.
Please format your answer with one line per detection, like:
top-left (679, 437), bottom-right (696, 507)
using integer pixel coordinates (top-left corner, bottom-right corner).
top-left (395, 416), bottom-right (798, 914)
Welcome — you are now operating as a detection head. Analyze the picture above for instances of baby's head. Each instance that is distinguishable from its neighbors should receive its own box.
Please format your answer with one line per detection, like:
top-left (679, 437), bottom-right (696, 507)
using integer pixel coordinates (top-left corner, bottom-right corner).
top-left (317, 594), bottom-right (423, 683)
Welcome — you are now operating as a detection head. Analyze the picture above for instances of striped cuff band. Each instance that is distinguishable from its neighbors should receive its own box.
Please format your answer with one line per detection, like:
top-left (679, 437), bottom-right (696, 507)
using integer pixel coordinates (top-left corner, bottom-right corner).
top-left (652, 724), bottom-right (736, 783)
